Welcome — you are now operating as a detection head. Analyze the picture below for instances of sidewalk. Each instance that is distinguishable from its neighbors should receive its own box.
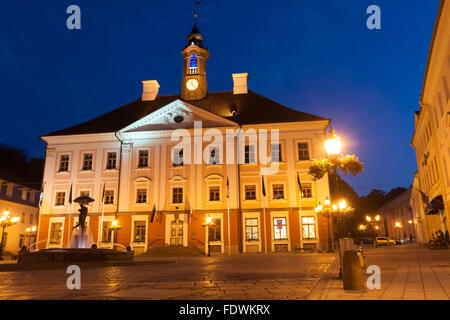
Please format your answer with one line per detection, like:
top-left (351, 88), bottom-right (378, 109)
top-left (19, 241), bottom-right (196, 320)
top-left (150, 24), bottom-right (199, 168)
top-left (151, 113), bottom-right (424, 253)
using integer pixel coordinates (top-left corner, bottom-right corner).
top-left (309, 244), bottom-right (450, 300)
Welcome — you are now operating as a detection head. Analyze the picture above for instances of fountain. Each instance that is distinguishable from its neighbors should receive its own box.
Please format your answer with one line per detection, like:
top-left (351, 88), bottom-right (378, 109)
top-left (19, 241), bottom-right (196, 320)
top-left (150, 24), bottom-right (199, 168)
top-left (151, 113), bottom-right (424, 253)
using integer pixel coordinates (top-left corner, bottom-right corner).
top-left (18, 196), bottom-right (133, 265)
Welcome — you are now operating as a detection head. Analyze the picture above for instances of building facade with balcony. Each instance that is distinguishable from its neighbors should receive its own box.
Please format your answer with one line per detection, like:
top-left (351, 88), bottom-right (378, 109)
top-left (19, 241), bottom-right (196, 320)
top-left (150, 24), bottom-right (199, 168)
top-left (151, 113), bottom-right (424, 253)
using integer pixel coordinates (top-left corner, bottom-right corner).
top-left (36, 23), bottom-right (333, 254)
top-left (411, 0), bottom-right (450, 242)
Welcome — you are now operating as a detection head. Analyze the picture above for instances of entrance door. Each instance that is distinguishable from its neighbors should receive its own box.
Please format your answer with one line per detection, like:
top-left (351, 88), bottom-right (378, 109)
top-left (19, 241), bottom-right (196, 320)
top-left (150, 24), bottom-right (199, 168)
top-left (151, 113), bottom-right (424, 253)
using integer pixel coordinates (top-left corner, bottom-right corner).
top-left (170, 219), bottom-right (184, 246)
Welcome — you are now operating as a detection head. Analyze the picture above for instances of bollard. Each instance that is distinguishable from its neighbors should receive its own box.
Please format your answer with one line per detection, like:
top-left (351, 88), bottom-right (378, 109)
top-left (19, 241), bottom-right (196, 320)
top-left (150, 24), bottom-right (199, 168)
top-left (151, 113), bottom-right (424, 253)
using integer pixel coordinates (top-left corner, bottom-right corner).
top-left (343, 250), bottom-right (365, 291)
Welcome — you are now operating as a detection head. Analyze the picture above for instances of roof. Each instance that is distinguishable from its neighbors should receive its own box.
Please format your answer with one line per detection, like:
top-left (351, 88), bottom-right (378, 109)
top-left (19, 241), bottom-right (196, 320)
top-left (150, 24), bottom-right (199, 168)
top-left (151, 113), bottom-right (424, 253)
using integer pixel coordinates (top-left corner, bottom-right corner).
top-left (46, 90), bottom-right (328, 137)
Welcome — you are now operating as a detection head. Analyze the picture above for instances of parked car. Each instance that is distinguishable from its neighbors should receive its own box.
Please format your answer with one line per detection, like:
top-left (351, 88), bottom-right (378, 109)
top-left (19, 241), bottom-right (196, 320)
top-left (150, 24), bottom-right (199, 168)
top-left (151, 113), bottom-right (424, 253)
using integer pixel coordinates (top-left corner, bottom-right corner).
top-left (375, 237), bottom-right (396, 247)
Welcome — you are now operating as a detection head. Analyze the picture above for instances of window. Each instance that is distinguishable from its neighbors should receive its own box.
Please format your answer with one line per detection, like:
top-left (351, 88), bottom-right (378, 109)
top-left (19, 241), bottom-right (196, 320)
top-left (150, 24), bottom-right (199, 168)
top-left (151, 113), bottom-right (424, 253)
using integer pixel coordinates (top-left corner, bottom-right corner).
top-left (173, 148), bottom-right (184, 166)
top-left (172, 188), bottom-right (183, 204)
top-left (208, 218), bottom-right (221, 241)
top-left (301, 183), bottom-right (313, 198)
top-left (209, 147), bottom-right (220, 165)
top-left (271, 144), bottom-right (282, 162)
top-left (58, 155), bottom-right (70, 172)
top-left (273, 217), bottom-right (287, 240)
top-left (189, 54), bottom-right (198, 74)
top-left (245, 185), bottom-right (256, 200)
top-left (21, 190), bottom-right (27, 201)
top-left (245, 218), bottom-right (259, 241)
top-left (80, 190), bottom-right (90, 197)
top-left (136, 189), bottom-right (147, 203)
top-left (302, 217), bottom-right (316, 240)
top-left (209, 186), bottom-right (220, 201)
top-left (244, 145), bottom-right (255, 164)
top-left (19, 235), bottom-right (25, 248)
top-left (138, 150), bottom-right (149, 168)
top-left (273, 184), bottom-right (285, 200)
top-left (82, 153), bottom-right (93, 171)
top-left (29, 214), bottom-right (33, 224)
top-left (106, 152), bottom-right (117, 170)
top-left (55, 192), bottom-right (65, 206)
top-left (102, 221), bottom-right (117, 243)
top-left (134, 221), bottom-right (146, 243)
top-left (21, 212), bottom-right (25, 224)
top-left (49, 223), bottom-right (62, 244)
top-left (104, 190), bottom-right (114, 205)
top-left (297, 143), bottom-right (310, 161)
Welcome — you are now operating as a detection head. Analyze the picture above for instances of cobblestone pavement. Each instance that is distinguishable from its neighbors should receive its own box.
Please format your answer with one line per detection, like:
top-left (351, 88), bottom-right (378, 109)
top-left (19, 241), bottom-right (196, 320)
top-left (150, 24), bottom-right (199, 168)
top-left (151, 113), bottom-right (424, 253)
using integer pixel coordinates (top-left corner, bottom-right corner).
top-left (0, 253), bottom-right (336, 300)
top-left (311, 244), bottom-right (450, 300)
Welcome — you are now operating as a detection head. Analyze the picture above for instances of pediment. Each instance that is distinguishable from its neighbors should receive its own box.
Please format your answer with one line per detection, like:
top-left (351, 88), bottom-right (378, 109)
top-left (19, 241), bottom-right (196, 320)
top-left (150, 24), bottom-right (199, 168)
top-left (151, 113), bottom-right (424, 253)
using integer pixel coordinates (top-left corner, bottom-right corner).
top-left (120, 100), bottom-right (237, 133)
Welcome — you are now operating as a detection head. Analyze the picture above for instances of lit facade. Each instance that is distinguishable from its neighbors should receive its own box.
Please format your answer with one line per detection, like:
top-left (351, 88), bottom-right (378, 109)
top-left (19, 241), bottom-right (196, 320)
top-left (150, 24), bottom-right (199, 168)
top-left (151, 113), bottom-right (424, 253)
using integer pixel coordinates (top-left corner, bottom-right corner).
top-left (411, 0), bottom-right (450, 241)
top-left (37, 23), bottom-right (333, 254)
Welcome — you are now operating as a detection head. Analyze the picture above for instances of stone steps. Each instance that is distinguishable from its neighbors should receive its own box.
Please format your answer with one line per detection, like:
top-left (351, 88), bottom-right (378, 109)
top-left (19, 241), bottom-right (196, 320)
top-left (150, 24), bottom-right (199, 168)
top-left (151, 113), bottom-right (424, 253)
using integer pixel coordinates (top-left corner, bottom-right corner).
top-left (144, 246), bottom-right (204, 256)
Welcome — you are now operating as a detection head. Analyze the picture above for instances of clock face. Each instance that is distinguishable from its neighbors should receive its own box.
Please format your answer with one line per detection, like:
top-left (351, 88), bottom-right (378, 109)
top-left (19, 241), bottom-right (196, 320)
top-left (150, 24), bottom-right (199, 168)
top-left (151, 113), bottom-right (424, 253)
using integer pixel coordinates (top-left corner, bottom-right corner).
top-left (186, 79), bottom-right (199, 91)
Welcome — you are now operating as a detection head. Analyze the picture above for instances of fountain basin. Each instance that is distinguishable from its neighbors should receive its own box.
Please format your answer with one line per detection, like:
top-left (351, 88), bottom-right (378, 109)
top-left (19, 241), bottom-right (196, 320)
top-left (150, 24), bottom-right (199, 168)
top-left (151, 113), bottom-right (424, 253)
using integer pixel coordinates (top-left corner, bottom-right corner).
top-left (18, 248), bottom-right (134, 264)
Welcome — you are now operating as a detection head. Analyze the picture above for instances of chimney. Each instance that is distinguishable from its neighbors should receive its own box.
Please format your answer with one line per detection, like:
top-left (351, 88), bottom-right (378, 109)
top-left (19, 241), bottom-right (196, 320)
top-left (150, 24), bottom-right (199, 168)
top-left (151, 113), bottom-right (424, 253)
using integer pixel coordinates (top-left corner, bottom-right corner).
top-left (141, 80), bottom-right (160, 101)
top-left (232, 73), bottom-right (248, 95)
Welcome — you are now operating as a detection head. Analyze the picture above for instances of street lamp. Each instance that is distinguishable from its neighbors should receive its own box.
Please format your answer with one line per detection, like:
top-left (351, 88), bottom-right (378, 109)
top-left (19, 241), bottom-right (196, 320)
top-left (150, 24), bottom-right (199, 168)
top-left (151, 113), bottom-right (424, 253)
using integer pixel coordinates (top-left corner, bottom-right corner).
top-left (202, 216), bottom-right (214, 256)
top-left (110, 220), bottom-right (121, 249)
top-left (315, 198), bottom-right (339, 252)
top-left (25, 226), bottom-right (37, 249)
top-left (394, 222), bottom-right (402, 243)
top-left (0, 210), bottom-right (20, 260)
top-left (325, 128), bottom-right (342, 161)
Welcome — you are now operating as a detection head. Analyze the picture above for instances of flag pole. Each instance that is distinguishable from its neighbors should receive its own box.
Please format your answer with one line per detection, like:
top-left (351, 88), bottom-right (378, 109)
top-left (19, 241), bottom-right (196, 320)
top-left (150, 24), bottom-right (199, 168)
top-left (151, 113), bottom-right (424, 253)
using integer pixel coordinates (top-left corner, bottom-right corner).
top-left (227, 177), bottom-right (231, 255)
top-left (66, 183), bottom-right (73, 248)
top-left (227, 196), bottom-right (231, 255)
top-left (99, 183), bottom-right (106, 246)
top-left (262, 176), bottom-right (267, 254)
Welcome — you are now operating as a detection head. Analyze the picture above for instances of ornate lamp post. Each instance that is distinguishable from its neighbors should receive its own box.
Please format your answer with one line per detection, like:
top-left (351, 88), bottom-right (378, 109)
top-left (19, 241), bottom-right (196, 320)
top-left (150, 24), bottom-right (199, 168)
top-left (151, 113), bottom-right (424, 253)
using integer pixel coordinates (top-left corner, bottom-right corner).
top-left (0, 211), bottom-right (20, 260)
top-left (202, 216), bottom-right (214, 256)
top-left (25, 226), bottom-right (37, 249)
top-left (315, 198), bottom-right (337, 252)
top-left (394, 222), bottom-right (403, 243)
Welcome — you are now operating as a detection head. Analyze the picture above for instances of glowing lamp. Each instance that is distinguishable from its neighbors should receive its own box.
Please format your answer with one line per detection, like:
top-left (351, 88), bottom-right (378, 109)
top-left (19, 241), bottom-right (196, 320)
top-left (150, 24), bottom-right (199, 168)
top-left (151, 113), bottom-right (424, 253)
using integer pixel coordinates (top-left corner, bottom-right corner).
top-left (11, 217), bottom-right (19, 223)
top-left (332, 204), bottom-right (338, 211)
top-left (3, 211), bottom-right (9, 216)
top-left (339, 200), bottom-right (347, 210)
top-left (324, 128), bottom-right (341, 159)
top-left (395, 222), bottom-right (401, 228)
top-left (408, 220), bottom-right (413, 224)
top-left (324, 198), bottom-right (331, 206)
top-left (112, 220), bottom-right (119, 227)
top-left (366, 216), bottom-right (371, 222)
top-left (31, 226), bottom-right (37, 232)
top-left (375, 215), bottom-right (380, 221)
top-left (206, 216), bottom-right (212, 224)
top-left (26, 227), bottom-right (31, 232)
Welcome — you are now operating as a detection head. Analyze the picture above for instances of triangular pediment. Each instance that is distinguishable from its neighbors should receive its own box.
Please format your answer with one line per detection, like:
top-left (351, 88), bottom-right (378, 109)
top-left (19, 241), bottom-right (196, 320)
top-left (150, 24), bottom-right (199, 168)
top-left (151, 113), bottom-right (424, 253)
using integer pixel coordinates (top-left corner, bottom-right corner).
top-left (120, 100), bottom-right (237, 133)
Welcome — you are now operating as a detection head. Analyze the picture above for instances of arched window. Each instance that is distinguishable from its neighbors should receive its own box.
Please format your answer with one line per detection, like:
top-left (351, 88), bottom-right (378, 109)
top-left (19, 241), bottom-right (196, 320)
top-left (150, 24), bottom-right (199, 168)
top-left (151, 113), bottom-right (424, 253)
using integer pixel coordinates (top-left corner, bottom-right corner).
top-left (189, 54), bottom-right (198, 74)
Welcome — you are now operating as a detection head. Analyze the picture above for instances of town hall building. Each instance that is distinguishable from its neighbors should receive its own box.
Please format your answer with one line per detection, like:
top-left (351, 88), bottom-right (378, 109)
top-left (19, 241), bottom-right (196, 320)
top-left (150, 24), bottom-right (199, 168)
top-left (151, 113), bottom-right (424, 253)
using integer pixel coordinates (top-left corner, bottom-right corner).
top-left (36, 22), bottom-right (333, 254)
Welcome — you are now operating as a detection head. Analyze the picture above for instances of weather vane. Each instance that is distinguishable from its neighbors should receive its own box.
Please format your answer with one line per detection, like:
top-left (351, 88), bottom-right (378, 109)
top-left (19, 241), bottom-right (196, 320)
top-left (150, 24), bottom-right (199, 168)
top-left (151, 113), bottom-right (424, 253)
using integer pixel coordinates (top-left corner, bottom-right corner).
top-left (194, 1), bottom-right (200, 19)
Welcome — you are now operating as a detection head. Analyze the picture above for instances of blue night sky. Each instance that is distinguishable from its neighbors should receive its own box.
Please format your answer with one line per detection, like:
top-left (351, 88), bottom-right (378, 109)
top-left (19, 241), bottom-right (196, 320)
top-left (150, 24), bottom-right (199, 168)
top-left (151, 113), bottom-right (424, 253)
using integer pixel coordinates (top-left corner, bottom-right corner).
top-left (0, 1), bottom-right (440, 195)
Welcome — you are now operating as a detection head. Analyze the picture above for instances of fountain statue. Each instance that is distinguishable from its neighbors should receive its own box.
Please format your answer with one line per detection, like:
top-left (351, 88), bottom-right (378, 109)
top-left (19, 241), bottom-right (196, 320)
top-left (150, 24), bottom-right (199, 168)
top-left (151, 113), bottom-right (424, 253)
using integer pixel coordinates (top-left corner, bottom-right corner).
top-left (72, 196), bottom-right (94, 248)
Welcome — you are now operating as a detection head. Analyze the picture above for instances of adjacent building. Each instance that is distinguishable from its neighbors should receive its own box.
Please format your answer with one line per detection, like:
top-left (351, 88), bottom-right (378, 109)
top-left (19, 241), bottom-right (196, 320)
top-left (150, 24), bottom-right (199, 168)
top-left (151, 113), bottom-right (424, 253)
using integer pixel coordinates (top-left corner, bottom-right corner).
top-left (0, 170), bottom-right (40, 255)
top-left (411, 0), bottom-right (450, 242)
top-left (37, 22), bottom-right (333, 254)
top-left (379, 188), bottom-right (416, 242)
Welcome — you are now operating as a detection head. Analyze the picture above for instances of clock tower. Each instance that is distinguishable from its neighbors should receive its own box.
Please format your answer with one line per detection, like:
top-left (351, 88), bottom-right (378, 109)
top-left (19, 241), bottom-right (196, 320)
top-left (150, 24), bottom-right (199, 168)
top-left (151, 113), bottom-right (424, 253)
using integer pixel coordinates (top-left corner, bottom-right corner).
top-left (181, 22), bottom-right (209, 101)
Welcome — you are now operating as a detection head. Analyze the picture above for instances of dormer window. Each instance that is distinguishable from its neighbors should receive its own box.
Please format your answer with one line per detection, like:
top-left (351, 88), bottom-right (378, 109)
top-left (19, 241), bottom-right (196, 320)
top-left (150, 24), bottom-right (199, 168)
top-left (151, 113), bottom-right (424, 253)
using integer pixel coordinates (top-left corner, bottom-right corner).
top-left (174, 115), bottom-right (184, 123)
top-left (189, 54), bottom-right (198, 74)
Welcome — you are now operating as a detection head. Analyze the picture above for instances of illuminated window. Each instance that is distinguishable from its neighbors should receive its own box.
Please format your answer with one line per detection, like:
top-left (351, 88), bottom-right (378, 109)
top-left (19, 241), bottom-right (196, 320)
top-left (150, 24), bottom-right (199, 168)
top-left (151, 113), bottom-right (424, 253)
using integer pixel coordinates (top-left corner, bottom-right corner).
top-left (245, 185), bottom-right (256, 200)
top-left (208, 218), bottom-right (221, 241)
top-left (301, 183), bottom-right (313, 198)
top-left (136, 189), bottom-right (147, 203)
top-left (189, 54), bottom-right (198, 74)
top-left (302, 216), bottom-right (316, 240)
top-left (273, 184), bottom-right (285, 200)
top-left (209, 186), bottom-right (220, 201)
top-left (104, 190), bottom-right (114, 204)
top-left (106, 152), bottom-right (117, 170)
top-left (58, 155), bottom-right (70, 172)
top-left (245, 218), bottom-right (259, 241)
top-left (134, 221), bottom-right (146, 243)
top-left (172, 188), bottom-right (183, 204)
top-left (138, 150), bottom-right (149, 168)
top-left (173, 148), bottom-right (184, 166)
top-left (273, 217), bottom-right (287, 240)
top-left (244, 145), bottom-right (255, 164)
top-left (55, 192), bottom-right (65, 206)
top-left (209, 147), bottom-right (220, 165)
top-left (298, 143), bottom-right (310, 161)
top-left (271, 144), bottom-right (282, 162)
top-left (49, 223), bottom-right (62, 244)
top-left (82, 153), bottom-right (93, 171)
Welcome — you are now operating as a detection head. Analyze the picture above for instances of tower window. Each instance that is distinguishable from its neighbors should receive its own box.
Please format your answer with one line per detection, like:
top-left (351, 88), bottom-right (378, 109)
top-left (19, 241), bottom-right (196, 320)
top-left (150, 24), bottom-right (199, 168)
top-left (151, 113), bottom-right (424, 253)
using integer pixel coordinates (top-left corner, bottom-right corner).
top-left (189, 54), bottom-right (198, 74)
